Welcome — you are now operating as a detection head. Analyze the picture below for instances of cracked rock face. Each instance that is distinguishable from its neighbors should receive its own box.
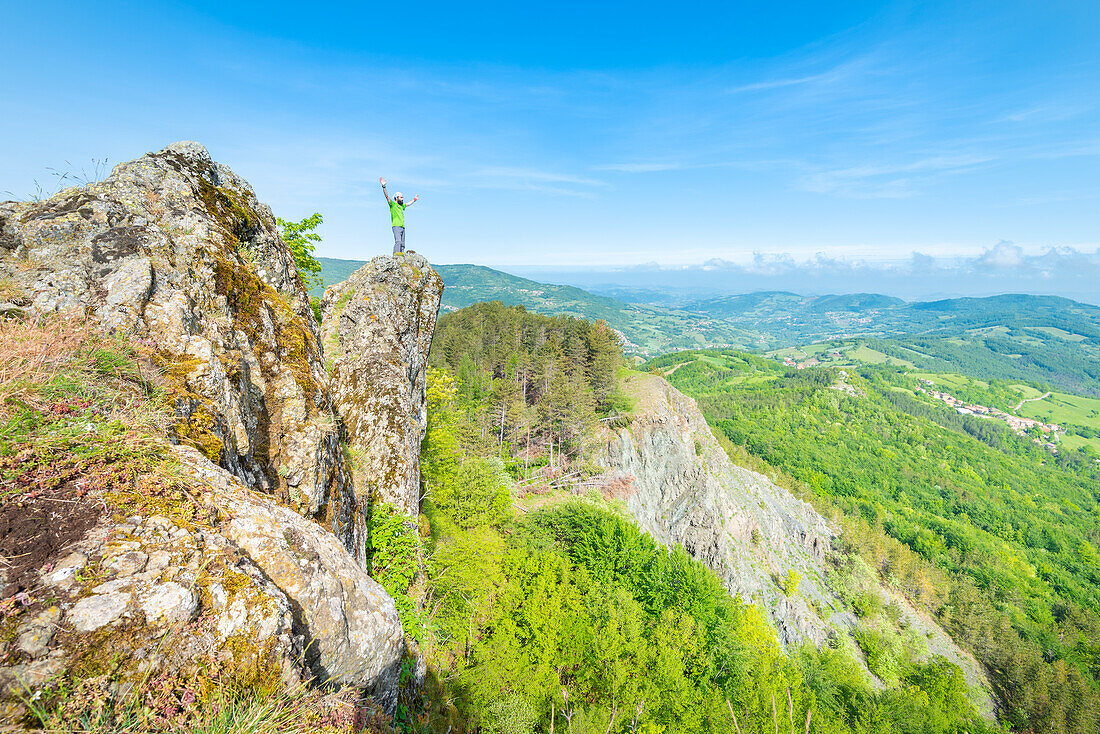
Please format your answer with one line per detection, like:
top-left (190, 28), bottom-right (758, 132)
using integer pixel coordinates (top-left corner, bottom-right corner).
top-left (0, 142), bottom-right (349, 527)
top-left (0, 445), bottom-right (406, 722)
top-left (321, 254), bottom-right (443, 559)
top-left (175, 446), bottom-right (405, 711)
top-left (597, 373), bottom-right (844, 646)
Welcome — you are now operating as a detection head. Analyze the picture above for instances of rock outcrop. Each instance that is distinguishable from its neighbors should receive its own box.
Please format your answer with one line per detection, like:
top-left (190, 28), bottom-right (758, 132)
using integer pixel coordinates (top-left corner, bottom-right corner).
top-left (598, 372), bottom-right (844, 646)
top-left (1, 497), bottom-right (304, 719)
top-left (0, 143), bottom-right (410, 718)
top-left (598, 372), bottom-right (999, 717)
top-left (0, 446), bottom-right (405, 720)
top-left (321, 255), bottom-right (443, 557)
top-left (0, 142), bottom-right (349, 528)
top-left (176, 446), bottom-right (405, 710)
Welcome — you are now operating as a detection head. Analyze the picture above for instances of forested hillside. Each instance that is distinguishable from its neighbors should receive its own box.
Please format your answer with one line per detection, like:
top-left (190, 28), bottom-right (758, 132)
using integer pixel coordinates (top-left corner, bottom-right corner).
top-left (647, 349), bottom-right (1100, 733)
top-left (320, 260), bottom-right (1100, 393)
top-left (361, 303), bottom-right (996, 733)
top-left (426, 300), bottom-right (623, 467)
top-left (317, 258), bottom-right (755, 356)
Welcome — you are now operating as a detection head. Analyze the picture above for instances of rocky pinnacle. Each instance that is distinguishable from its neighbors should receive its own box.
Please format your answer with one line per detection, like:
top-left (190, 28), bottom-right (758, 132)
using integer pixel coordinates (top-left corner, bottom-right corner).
top-left (321, 253), bottom-right (444, 561)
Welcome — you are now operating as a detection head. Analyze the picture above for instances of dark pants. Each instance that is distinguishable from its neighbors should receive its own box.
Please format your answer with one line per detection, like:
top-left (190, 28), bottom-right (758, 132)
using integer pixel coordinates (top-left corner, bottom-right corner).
top-left (392, 226), bottom-right (405, 254)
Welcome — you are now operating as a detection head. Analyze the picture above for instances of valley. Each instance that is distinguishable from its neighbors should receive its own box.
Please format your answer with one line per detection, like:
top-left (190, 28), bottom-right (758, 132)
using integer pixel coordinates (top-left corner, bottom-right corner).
top-left (644, 347), bottom-right (1100, 732)
top-left (320, 259), bottom-right (1100, 396)
top-left (1, 146), bottom-right (1096, 734)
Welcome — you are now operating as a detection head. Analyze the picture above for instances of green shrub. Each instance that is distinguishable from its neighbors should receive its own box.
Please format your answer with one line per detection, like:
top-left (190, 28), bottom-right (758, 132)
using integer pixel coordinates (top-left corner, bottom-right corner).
top-left (433, 456), bottom-right (512, 529)
top-left (276, 213), bottom-right (323, 289)
top-left (484, 694), bottom-right (538, 734)
top-left (852, 589), bottom-right (884, 618)
top-left (366, 501), bottom-right (428, 641)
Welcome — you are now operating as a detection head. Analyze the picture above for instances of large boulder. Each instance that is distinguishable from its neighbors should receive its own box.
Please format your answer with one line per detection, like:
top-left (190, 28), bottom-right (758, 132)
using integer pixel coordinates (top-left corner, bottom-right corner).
top-left (0, 486), bottom-right (305, 723)
top-left (0, 142), bottom-right (350, 530)
top-left (321, 255), bottom-right (443, 559)
top-left (176, 446), bottom-right (405, 710)
top-left (0, 445), bottom-right (405, 722)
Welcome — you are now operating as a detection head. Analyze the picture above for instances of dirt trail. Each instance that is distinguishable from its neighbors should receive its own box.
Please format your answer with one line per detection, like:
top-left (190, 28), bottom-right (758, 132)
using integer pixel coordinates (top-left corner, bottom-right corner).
top-left (1014, 391), bottom-right (1052, 412)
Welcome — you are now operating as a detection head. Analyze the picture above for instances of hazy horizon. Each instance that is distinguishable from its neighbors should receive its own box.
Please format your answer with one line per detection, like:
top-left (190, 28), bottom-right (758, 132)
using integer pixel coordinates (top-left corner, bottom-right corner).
top-left (508, 242), bottom-right (1100, 305)
top-left (321, 240), bottom-right (1100, 306)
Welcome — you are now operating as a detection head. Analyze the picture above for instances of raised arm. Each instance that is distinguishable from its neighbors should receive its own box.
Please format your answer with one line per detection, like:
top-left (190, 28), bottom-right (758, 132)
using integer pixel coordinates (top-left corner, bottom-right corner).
top-left (406, 194), bottom-right (420, 206)
top-left (379, 176), bottom-right (391, 204)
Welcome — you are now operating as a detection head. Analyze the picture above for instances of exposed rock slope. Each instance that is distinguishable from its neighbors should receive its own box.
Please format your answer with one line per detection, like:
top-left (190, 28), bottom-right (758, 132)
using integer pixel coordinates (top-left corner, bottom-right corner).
top-left (0, 143), bottom-right (410, 719)
top-left (597, 372), bottom-right (998, 717)
top-left (598, 372), bottom-right (841, 646)
top-left (321, 255), bottom-right (443, 549)
top-left (0, 142), bottom-right (348, 528)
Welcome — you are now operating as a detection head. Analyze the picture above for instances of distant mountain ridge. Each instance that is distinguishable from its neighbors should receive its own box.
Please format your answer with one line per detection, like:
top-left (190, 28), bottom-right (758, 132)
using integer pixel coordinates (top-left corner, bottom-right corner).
top-left (317, 259), bottom-right (1100, 389)
top-left (318, 257), bottom-right (757, 356)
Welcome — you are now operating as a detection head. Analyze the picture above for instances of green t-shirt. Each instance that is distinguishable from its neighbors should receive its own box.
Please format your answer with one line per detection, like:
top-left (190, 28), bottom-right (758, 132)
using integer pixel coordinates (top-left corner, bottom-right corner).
top-left (389, 200), bottom-right (406, 227)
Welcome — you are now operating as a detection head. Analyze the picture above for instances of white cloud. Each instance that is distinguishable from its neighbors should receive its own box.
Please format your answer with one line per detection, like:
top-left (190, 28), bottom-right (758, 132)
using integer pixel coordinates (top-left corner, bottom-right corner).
top-left (795, 154), bottom-right (994, 198)
top-left (725, 74), bottom-right (827, 94)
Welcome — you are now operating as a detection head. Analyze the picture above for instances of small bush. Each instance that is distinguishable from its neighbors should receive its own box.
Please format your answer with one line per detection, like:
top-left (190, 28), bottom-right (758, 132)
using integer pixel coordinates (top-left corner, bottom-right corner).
top-left (484, 694), bottom-right (537, 734)
top-left (852, 590), bottom-right (884, 619)
top-left (433, 456), bottom-right (513, 529)
top-left (276, 213), bottom-right (323, 289)
top-left (366, 501), bottom-right (429, 642)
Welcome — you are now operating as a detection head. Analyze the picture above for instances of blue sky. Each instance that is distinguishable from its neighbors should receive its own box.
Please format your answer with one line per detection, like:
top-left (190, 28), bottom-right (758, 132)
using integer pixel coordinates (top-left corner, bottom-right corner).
top-left (2, 1), bottom-right (1098, 274)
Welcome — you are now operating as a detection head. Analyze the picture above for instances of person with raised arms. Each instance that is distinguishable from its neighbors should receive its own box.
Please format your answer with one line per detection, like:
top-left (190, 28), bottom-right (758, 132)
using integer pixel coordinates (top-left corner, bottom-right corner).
top-left (379, 177), bottom-right (418, 254)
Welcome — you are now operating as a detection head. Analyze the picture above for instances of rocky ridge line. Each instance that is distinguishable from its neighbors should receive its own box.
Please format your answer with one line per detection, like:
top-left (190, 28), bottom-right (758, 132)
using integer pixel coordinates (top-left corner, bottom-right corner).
top-left (0, 142), bottom-right (430, 719)
top-left (0, 141), bottom-right (350, 530)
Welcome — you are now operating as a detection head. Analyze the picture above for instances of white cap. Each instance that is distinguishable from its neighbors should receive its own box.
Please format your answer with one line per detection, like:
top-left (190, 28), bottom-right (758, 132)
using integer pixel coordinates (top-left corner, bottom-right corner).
top-left (394, 192), bottom-right (403, 198)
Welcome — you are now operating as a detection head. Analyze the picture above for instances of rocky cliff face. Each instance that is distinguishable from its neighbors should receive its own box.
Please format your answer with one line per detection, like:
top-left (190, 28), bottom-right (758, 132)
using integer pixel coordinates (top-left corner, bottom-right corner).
top-left (321, 255), bottom-right (443, 557)
top-left (598, 372), bottom-right (844, 646)
top-left (0, 141), bottom-right (349, 527)
top-left (597, 372), bottom-right (999, 717)
top-left (0, 143), bottom-right (414, 718)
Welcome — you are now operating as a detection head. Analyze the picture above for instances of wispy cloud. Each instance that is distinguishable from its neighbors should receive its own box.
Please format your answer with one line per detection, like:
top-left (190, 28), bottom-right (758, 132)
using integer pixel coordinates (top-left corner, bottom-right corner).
top-left (457, 166), bottom-right (606, 197)
top-left (593, 162), bottom-right (686, 173)
top-left (471, 166), bottom-right (605, 187)
top-left (725, 74), bottom-right (827, 94)
top-left (1001, 103), bottom-right (1094, 124)
top-left (795, 154), bottom-right (995, 198)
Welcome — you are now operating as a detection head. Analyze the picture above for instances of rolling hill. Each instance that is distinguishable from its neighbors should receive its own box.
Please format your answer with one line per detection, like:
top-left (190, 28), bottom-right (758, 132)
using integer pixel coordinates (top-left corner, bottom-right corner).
top-left (317, 258), bottom-right (758, 356)
top-left (318, 258), bottom-right (1100, 392)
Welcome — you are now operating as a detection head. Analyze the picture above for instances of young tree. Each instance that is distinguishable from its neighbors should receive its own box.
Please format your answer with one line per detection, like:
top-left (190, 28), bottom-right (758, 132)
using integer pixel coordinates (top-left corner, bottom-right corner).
top-left (276, 212), bottom-right (323, 288)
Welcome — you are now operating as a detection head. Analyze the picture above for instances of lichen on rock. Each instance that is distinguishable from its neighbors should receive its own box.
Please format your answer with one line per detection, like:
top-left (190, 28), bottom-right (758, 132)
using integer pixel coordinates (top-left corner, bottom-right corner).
top-left (321, 254), bottom-right (443, 560)
top-left (0, 141), bottom-right (349, 526)
top-left (174, 445), bottom-right (405, 711)
top-left (0, 146), bottom-right (413, 724)
top-left (0, 494), bottom-right (304, 722)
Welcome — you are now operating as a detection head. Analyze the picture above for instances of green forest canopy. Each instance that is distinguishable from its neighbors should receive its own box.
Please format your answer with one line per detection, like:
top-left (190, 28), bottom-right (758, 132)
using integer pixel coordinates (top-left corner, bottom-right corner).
top-left (646, 348), bottom-right (1100, 733)
top-left (365, 304), bottom-right (999, 734)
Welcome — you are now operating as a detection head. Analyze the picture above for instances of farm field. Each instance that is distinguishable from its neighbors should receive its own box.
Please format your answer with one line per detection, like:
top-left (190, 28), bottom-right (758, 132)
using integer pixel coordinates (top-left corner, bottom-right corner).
top-left (1018, 391), bottom-right (1100, 428)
